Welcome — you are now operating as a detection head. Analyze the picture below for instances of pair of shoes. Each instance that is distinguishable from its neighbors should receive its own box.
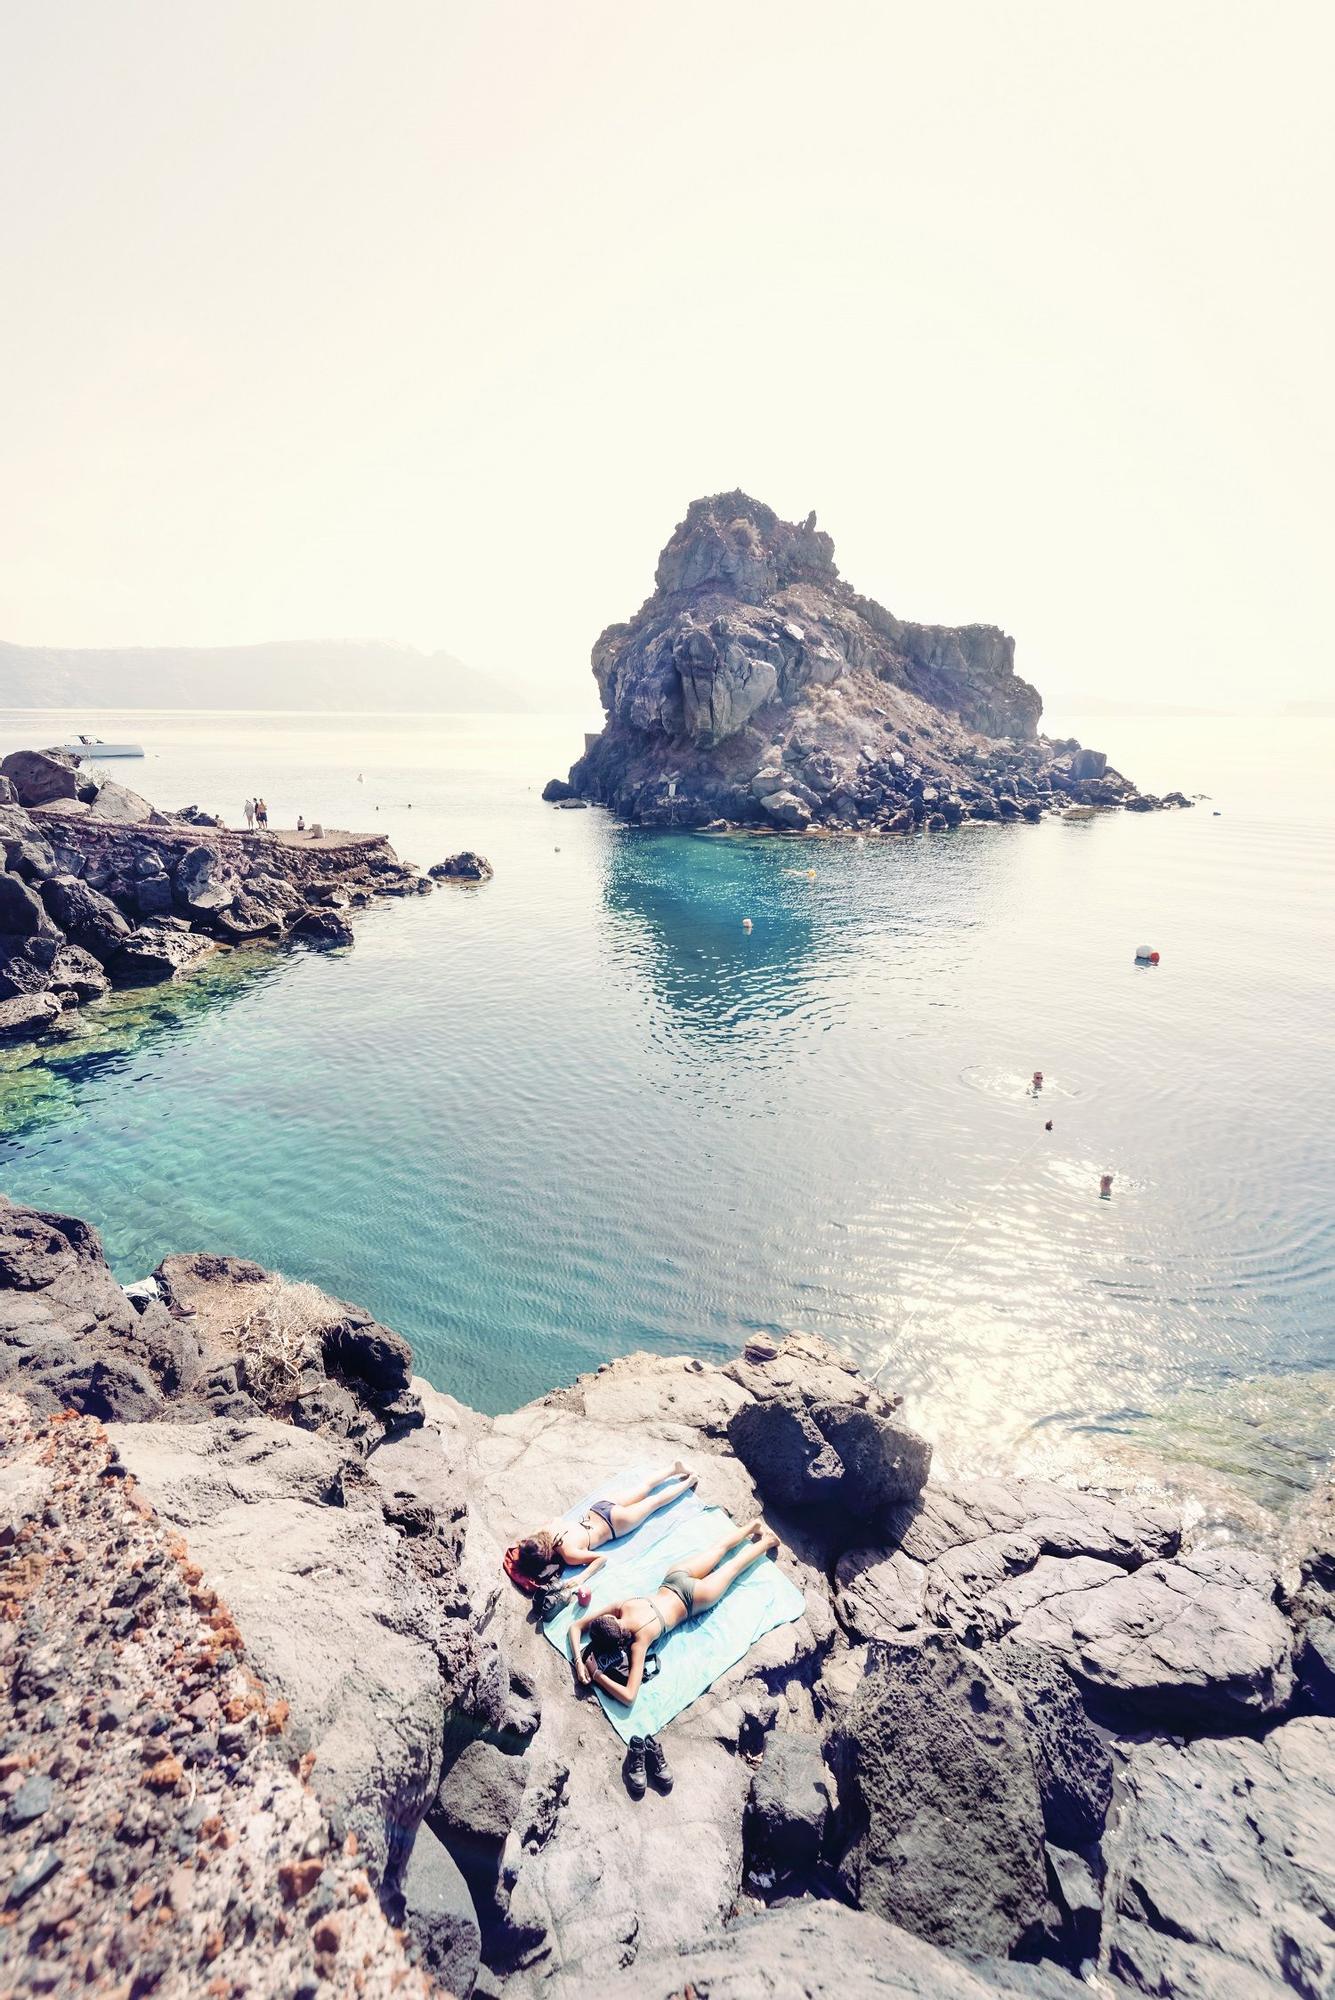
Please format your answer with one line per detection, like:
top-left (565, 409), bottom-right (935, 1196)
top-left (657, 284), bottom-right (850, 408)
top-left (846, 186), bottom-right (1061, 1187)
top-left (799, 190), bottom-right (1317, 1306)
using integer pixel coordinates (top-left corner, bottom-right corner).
top-left (623, 1734), bottom-right (673, 1799)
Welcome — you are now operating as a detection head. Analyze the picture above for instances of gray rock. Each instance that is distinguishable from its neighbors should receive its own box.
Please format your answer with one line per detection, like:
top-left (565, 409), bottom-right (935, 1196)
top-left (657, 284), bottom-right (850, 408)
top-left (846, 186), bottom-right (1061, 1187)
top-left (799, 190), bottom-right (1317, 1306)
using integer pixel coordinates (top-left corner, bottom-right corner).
top-left (988, 1642), bottom-right (1111, 1849)
top-left (1010, 1545), bottom-right (1294, 1722)
top-left (0, 748), bottom-right (79, 808)
top-left (429, 852), bottom-right (494, 882)
top-left (290, 907), bottom-right (354, 947)
top-left (399, 1820), bottom-right (481, 1997)
top-left (0, 991), bottom-right (61, 1038)
top-left (830, 1633), bottom-right (1048, 1955)
top-left (0, 870), bottom-right (51, 936)
top-left (746, 1731), bottom-right (834, 1877)
top-left (1100, 1719), bottom-right (1335, 1998)
top-left (537, 1898), bottom-right (1097, 2000)
top-left (0, 934), bottom-right (60, 1000)
top-left (173, 842), bottom-right (239, 915)
top-left (49, 944), bottom-right (109, 1002)
top-left (39, 873), bottom-right (131, 962)
top-left (87, 778), bottom-right (152, 824)
top-left (433, 1739), bottom-right (528, 1863)
top-left (759, 789), bottom-right (812, 830)
top-left (108, 924), bottom-right (214, 983)
top-left (724, 1332), bottom-right (930, 1520)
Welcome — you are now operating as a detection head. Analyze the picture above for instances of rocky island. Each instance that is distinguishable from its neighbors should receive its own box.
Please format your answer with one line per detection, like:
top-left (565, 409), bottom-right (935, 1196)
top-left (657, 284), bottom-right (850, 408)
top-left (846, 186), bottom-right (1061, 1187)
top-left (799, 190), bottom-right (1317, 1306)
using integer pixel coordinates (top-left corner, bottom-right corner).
top-left (546, 494), bottom-right (1190, 832)
top-left (2, 1199), bottom-right (1330, 1998)
top-left (0, 747), bottom-right (486, 1046)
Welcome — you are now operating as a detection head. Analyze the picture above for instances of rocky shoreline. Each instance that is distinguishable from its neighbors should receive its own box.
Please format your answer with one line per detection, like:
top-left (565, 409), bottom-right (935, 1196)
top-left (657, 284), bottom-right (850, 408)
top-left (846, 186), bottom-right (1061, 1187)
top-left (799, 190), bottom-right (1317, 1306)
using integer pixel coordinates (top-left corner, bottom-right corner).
top-left (2, 1199), bottom-right (1331, 1998)
top-left (545, 494), bottom-right (1193, 834)
top-left (0, 746), bottom-right (489, 1047)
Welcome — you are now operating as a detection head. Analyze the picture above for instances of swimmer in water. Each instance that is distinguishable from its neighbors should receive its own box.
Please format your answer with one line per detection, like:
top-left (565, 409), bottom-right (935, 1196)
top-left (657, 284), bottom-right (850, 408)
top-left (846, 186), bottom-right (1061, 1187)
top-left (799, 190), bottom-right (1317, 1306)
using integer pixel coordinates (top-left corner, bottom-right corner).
top-left (1099, 1173), bottom-right (1114, 1199)
top-left (1031, 1070), bottom-right (1044, 1093)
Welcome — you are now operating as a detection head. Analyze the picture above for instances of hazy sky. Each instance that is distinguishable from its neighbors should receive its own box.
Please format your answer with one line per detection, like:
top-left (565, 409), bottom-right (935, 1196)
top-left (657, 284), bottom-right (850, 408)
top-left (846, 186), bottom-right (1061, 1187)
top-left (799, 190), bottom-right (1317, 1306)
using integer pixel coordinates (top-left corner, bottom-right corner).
top-left (2, 2), bottom-right (1331, 712)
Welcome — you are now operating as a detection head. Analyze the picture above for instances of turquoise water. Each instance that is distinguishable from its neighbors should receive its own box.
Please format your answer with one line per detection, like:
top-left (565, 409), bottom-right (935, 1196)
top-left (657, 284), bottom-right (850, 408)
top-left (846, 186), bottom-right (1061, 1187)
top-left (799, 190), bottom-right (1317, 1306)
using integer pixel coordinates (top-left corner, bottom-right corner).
top-left (1, 707), bottom-right (1332, 1520)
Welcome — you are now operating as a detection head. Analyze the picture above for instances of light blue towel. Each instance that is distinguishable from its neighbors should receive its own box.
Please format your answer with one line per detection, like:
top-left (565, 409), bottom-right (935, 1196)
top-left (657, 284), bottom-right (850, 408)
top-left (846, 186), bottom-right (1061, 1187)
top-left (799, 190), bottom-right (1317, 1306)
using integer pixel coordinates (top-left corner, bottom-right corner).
top-left (540, 1470), bottom-right (805, 1743)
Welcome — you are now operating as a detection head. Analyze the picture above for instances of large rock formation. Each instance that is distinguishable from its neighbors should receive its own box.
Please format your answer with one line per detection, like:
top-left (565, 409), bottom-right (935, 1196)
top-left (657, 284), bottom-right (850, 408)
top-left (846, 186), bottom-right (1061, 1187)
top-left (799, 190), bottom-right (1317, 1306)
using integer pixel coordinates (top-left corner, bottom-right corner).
top-left (0, 747), bottom-right (435, 1042)
top-left (1, 1200), bottom-right (1328, 1999)
top-left (549, 494), bottom-right (1187, 830)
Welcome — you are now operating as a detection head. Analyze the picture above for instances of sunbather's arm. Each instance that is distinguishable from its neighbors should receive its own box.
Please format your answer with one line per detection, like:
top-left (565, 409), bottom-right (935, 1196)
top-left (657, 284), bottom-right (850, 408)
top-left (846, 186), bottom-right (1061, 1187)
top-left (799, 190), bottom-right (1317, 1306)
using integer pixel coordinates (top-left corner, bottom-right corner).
top-left (567, 1600), bottom-right (619, 1681)
top-left (589, 1633), bottom-right (648, 1707)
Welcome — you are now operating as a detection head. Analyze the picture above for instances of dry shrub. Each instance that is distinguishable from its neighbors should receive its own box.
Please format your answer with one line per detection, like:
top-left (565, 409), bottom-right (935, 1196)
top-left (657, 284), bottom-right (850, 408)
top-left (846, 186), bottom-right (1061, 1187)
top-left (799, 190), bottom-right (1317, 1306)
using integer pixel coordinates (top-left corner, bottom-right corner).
top-left (234, 1278), bottom-right (331, 1411)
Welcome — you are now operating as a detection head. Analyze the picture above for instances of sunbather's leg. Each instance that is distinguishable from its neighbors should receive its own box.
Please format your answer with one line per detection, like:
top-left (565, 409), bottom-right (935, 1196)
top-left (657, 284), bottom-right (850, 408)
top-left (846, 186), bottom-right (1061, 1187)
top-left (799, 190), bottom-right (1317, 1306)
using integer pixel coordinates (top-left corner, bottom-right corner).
top-left (608, 1462), bottom-right (691, 1508)
top-left (608, 1470), bottom-right (698, 1536)
top-left (689, 1532), bottom-right (780, 1613)
top-left (679, 1523), bottom-right (752, 1580)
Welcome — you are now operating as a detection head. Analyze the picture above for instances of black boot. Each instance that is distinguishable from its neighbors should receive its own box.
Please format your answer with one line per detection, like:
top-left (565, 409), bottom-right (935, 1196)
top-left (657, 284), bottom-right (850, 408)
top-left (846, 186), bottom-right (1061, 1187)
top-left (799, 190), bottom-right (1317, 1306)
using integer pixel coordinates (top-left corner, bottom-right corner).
top-left (623, 1735), bottom-right (647, 1799)
top-left (644, 1734), bottom-right (673, 1793)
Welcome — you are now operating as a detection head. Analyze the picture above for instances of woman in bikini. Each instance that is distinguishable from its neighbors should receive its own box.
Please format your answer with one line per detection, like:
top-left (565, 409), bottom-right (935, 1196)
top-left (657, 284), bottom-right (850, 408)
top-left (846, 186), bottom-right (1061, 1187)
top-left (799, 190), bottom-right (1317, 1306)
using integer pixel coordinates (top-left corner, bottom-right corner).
top-left (507, 1462), bottom-right (698, 1587)
top-left (566, 1518), bottom-right (781, 1706)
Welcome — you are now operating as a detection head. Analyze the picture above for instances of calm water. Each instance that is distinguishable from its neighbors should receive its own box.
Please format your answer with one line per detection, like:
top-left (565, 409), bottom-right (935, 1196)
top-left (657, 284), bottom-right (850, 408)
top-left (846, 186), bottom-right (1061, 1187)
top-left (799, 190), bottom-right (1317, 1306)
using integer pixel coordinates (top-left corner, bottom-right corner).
top-left (1, 706), bottom-right (1332, 1524)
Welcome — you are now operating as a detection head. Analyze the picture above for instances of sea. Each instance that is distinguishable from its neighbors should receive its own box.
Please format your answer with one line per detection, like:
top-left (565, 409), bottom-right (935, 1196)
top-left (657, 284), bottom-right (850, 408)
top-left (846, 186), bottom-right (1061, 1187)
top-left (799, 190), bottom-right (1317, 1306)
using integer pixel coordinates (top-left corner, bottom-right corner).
top-left (1, 706), bottom-right (1331, 1532)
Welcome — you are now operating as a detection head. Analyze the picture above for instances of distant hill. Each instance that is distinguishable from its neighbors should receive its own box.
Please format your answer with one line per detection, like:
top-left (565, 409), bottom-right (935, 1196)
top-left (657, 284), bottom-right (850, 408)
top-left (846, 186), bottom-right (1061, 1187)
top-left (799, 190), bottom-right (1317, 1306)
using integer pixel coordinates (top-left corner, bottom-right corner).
top-left (0, 639), bottom-right (521, 713)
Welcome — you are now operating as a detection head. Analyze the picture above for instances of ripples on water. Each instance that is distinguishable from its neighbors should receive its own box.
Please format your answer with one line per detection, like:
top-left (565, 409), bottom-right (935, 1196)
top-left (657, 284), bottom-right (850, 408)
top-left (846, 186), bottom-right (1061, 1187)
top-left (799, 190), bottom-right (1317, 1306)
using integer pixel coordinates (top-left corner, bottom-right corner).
top-left (0, 707), bottom-right (1331, 1525)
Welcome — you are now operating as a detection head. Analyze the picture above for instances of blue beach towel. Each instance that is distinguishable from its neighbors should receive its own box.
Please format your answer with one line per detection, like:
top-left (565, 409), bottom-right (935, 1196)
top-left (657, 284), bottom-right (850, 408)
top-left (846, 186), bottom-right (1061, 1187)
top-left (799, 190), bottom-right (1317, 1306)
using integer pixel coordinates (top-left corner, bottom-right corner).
top-left (540, 1467), bottom-right (805, 1742)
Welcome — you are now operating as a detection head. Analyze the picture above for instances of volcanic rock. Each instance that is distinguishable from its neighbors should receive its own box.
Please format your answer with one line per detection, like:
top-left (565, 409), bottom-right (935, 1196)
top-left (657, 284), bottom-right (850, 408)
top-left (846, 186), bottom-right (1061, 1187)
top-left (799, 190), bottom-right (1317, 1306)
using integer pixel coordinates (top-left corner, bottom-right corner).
top-left (0, 747), bottom-right (79, 807)
top-left (550, 494), bottom-right (1165, 831)
top-left (430, 851), bottom-right (494, 881)
top-left (1099, 1719), bottom-right (1335, 1996)
top-left (829, 1633), bottom-right (1049, 1955)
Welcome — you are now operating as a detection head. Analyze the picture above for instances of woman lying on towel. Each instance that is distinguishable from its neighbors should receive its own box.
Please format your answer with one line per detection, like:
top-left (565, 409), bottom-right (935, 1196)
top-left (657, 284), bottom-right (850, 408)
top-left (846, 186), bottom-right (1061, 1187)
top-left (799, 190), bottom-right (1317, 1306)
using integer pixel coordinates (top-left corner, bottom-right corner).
top-left (505, 1461), bottom-right (698, 1592)
top-left (566, 1518), bottom-right (781, 1705)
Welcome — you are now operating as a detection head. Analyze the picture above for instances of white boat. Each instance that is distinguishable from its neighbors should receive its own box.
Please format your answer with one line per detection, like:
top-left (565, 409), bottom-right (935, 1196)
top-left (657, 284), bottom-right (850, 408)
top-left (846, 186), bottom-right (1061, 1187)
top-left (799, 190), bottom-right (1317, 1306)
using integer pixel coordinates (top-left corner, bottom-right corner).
top-left (59, 737), bottom-right (144, 759)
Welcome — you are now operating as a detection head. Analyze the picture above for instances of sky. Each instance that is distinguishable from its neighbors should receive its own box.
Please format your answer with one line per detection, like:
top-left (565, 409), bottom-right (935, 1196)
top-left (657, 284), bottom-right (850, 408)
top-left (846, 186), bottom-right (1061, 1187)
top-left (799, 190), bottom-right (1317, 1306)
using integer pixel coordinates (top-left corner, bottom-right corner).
top-left (1, 1), bottom-right (1332, 714)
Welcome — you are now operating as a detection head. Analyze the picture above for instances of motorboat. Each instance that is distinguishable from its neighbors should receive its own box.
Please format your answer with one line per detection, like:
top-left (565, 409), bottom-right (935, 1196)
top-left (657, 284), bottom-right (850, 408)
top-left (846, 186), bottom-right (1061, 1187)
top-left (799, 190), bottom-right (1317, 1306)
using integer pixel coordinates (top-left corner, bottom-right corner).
top-left (59, 735), bottom-right (144, 759)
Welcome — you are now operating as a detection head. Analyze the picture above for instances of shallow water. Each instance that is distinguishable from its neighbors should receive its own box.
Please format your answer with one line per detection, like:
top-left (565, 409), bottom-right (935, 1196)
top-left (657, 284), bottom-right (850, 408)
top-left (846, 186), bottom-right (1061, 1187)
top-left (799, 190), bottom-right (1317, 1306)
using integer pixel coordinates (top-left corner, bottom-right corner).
top-left (1, 706), bottom-right (1331, 1521)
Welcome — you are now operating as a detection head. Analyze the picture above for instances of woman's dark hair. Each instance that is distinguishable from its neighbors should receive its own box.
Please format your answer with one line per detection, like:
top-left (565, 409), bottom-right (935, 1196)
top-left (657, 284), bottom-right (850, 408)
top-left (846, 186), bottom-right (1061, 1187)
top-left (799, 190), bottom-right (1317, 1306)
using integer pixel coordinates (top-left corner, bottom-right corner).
top-left (587, 1612), bottom-right (624, 1653)
top-left (514, 1530), bottom-right (560, 1579)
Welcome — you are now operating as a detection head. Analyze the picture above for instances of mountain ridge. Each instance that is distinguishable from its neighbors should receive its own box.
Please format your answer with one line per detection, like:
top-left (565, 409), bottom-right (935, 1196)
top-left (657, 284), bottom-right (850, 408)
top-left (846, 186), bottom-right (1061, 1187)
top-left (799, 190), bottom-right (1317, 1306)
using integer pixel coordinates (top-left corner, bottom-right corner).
top-left (0, 637), bottom-right (520, 713)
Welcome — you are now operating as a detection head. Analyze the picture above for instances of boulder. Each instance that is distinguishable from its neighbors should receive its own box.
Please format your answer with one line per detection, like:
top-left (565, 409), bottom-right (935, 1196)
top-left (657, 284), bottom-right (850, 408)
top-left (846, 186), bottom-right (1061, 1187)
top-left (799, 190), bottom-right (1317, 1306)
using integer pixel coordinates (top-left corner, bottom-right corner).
top-left (745, 1730), bottom-right (834, 1879)
top-left (433, 1739), bottom-right (528, 1881)
top-left (724, 1332), bottom-right (930, 1521)
top-left (0, 748), bottom-right (79, 807)
top-left (830, 1634), bottom-right (1048, 1955)
top-left (759, 789), bottom-right (812, 830)
top-left (987, 1642), bottom-right (1111, 1848)
top-left (399, 1821), bottom-right (482, 1997)
top-left (49, 944), bottom-right (110, 1003)
top-left (429, 852), bottom-right (494, 882)
top-left (0, 815), bottom-right (56, 881)
top-left (1100, 1719), bottom-right (1335, 1997)
top-left (290, 907), bottom-right (355, 947)
top-left (135, 871), bottom-right (174, 916)
top-left (0, 991), bottom-right (61, 1038)
top-left (173, 842), bottom-right (239, 915)
top-left (0, 870), bottom-right (51, 936)
top-left (541, 778), bottom-right (575, 802)
top-left (0, 775), bottom-right (15, 804)
top-left (0, 933), bottom-right (59, 999)
top-left (1009, 1544), bottom-right (1294, 1722)
top-left (108, 924), bottom-right (214, 984)
top-left (1070, 748), bottom-right (1107, 781)
top-left (39, 874), bottom-right (131, 962)
top-left (87, 778), bottom-right (153, 823)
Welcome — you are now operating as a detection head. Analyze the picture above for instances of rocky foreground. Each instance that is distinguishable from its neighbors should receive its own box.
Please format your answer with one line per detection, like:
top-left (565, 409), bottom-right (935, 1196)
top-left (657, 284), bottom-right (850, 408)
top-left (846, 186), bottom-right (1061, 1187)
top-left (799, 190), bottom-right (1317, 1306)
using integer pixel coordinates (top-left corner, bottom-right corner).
top-left (0, 747), bottom-right (488, 1047)
top-left (545, 494), bottom-right (1192, 832)
top-left (2, 1199), bottom-right (1333, 1999)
